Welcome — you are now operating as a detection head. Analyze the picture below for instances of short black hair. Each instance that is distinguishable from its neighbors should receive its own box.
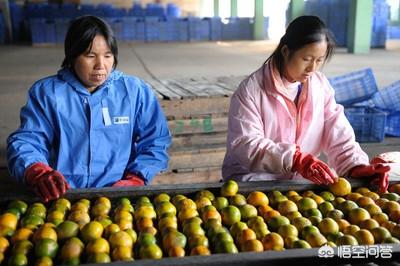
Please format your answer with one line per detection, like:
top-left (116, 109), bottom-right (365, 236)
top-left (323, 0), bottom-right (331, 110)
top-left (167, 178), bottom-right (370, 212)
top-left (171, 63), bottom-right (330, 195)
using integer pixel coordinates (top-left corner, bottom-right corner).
top-left (61, 15), bottom-right (118, 69)
top-left (266, 16), bottom-right (335, 75)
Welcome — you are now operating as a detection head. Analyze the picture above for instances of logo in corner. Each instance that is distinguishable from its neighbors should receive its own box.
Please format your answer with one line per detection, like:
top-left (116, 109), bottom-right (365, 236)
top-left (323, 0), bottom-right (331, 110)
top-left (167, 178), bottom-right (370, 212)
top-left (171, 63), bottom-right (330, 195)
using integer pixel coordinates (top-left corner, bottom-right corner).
top-left (318, 244), bottom-right (334, 258)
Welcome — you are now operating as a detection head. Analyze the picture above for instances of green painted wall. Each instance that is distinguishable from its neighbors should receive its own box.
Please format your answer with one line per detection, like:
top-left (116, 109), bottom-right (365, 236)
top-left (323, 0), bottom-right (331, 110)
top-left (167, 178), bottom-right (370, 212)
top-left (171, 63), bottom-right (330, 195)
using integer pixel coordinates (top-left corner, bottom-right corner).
top-left (253, 0), bottom-right (265, 40)
top-left (214, 0), bottom-right (220, 17)
top-left (347, 0), bottom-right (373, 53)
top-left (231, 0), bottom-right (238, 17)
top-left (288, 0), bottom-right (305, 22)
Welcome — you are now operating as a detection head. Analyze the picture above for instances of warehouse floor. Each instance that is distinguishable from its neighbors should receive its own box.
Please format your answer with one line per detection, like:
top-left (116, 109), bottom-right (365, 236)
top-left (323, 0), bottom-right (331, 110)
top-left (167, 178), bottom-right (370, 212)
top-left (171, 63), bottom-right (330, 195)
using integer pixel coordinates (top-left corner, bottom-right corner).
top-left (0, 40), bottom-right (399, 171)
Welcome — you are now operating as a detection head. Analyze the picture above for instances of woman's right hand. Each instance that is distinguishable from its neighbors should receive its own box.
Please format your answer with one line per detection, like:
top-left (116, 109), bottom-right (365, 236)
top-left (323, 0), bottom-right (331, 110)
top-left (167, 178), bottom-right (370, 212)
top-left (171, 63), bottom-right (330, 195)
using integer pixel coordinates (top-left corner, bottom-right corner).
top-left (292, 148), bottom-right (336, 185)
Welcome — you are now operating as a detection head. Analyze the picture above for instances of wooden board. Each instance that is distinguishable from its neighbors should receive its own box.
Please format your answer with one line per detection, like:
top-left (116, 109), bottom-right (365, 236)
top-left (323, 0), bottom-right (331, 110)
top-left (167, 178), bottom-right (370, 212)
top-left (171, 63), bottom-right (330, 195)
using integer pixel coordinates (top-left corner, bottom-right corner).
top-left (170, 133), bottom-right (227, 152)
top-left (161, 97), bottom-right (230, 119)
top-left (169, 116), bottom-right (228, 135)
top-left (154, 167), bottom-right (222, 184)
top-left (168, 147), bottom-right (226, 171)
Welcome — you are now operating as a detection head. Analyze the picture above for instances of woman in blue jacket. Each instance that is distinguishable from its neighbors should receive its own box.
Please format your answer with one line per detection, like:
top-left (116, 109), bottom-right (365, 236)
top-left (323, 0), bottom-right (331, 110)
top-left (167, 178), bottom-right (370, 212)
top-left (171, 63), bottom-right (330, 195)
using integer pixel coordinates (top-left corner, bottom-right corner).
top-left (7, 16), bottom-right (172, 202)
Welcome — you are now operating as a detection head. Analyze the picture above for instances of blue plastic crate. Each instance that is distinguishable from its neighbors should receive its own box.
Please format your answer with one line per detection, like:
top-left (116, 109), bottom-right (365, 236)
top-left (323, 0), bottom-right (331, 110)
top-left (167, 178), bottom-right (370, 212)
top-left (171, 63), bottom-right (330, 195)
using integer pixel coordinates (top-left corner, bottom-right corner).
top-left (30, 18), bottom-right (56, 45)
top-left (328, 68), bottom-right (378, 106)
top-left (344, 107), bottom-right (386, 142)
top-left (208, 17), bottom-right (222, 41)
top-left (55, 18), bottom-right (69, 44)
top-left (0, 11), bottom-right (5, 44)
top-left (134, 18), bottom-right (146, 41)
top-left (385, 111), bottom-right (400, 137)
top-left (120, 17), bottom-right (136, 41)
top-left (372, 80), bottom-right (400, 111)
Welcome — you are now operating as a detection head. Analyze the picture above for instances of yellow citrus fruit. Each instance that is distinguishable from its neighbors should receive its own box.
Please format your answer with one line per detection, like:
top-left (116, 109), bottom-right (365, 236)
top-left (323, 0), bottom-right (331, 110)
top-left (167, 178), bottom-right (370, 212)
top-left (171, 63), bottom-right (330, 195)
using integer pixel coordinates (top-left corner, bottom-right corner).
top-left (139, 244), bottom-right (163, 259)
top-left (153, 193), bottom-right (171, 206)
top-left (370, 227), bottom-right (392, 244)
top-left (278, 200), bottom-right (298, 215)
top-left (12, 240), bottom-right (33, 255)
top-left (359, 218), bottom-right (380, 230)
top-left (220, 205), bottom-right (241, 226)
top-left (109, 230), bottom-right (133, 248)
top-left (85, 237), bottom-right (110, 254)
top-left (0, 213), bottom-right (18, 230)
top-left (190, 245), bottom-right (211, 256)
top-left (80, 221), bottom-right (104, 243)
top-left (11, 228), bottom-right (33, 244)
top-left (33, 226), bottom-right (58, 243)
top-left (292, 217), bottom-right (312, 232)
top-left (60, 237), bottom-right (84, 261)
top-left (292, 239), bottom-right (312, 249)
top-left (241, 239), bottom-right (264, 252)
top-left (329, 177), bottom-right (351, 197)
top-left (221, 180), bottom-right (239, 197)
top-left (247, 191), bottom-right (269, 207)
top-left (34, 238), bottom-right (58, 258)
top-left (0, 236), bottom-right (10, 253)
top-left (87, 253), bottom-right (111, 263)
top-left (34, 256), bottom-right (53, 266)
top-left (318, 218), bottom-right (339, 235)
top-left (278, 224), bottom-right (298, 239)
top-left (111, 246), bottom-right (133, 261)
top-left (262, 232), bottom-right (284, 251)
top-left (8, 253), bottom-right (28, 266)
top-left (262, 210), bottom-right (281, 222)
top-left (104, 223), bottom-right (120, 239)
top-left (168, 246), bottom-right (185, 257)
top-left (162, 231), bottom-right (187, 250)
top-left (188, 234), bottom-right (209, 250)
top-left (336, 234), bottom-right (359, 246)
top-left (348, 208), bottom-right (371, 225)
top-left (296, 197), bottom-right (318, 212)
top-left (305, 232), bottom-right (327, 247)
top-left (354, 229), bottom-right (375, 245)
top-left (236, 228), bottom-right (257, 248)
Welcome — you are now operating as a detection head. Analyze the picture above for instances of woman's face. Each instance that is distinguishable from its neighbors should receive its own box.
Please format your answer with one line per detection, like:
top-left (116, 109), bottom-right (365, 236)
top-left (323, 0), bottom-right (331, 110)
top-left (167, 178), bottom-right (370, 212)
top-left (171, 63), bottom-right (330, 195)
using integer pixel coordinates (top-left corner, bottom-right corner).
top-left (282, 40), bottom-right (327, 83)
top-left (74, 35), bottom-right (115, 92)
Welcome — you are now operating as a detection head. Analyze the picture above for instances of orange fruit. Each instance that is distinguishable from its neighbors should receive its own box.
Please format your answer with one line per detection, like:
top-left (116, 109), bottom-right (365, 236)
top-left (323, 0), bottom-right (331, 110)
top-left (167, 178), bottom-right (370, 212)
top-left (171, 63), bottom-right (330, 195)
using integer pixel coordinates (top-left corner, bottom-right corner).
top-left (262, 210), bottom-right (281, 222)
top-left (329, 177), bottom-right (351, 197)
top-left (0, 213), bottom-right (18, 230)
top-left (359, 219), bottom-right (380, 230)
top-left (220, 180), bottom-right (239, 197)
top-left (237, 228), bottom-right (257, 247)
top-left (292, 217), bottom-right (312, 232)
top-left (326, 209), bottom-right (344, 221)
top-left (109, 231), bottom-right (133, 248)
top-left (262, 232), bottom-right (284, 251)
top-left (34, 238), bottom-right (58, 258)
top-left (229, 221), bottom-right (248, 239)
top-left (85, 237), bottom-right (110, 254)
top-left (258, 205), bottom-right (273, 217)
top-left (241, 239), bottom-right (264, 252)
top-left (11, 228), bottom-right (33, 244)
top-left (305, 232), bottom-right (327, 247)
top-left (372, 212), bottom-right (389, 225)
top-left (247, 191), bottom-right (269, 207)
top-left (286, 211), bottom-right (302, 222)
top-left (194, 190), bottom-right (215, 201)
top-left (201, 209), bottom-right (222, 223)
top-left (389, 184), bottom-right (400, 194)
top-left (318, 201), bottom-right (335, 216)
top-left (267, 216), bottom-right (290, 232)
top-left (135, 217), bottom-right (153, 232)
top-left (238, 204), bottom-right (258, 221)
top-left (277, 224), bottom-right (298, 239)
top-left (183, 222), bottom-right (205, 237)
top-left (292, 239), bottom-right (312, 249)
top-left (7, 253), bottom-right (28, 266)
top-left (296, 197), bottom-right (317, 212)
top-left (277, 200), bottom-right (298, 215)
top-left (178, 208), bottom-right (199, 223)
top-left (87, 253), bottom-right (111, 263)
top-left (134, 206), bottom-right (156, 220)
top-left (90, 204), bottom-right (110, 217)
top-left (212, 197), bottom-right (229, 211)
top-left (370, 227), bottom-right (392, 244)
top-left (12, 240), bottom-right (34, 255)
top-left (153, 193), bottom-right (171, 206)
top-left (111, 246), bottom-right (133, 261)
top-left (354, 229), bottom-right (375, 245)
top-left (220, 205), bottom-right (241, 226)
top-left (318, 218), bottom-right (339, 235)
top-left (158, 217), bottom-right (178, 232)
top-left (139, 244), bottom-right (163, 259)
top-left (0, 236), bottom-right (10, 253)
top-left (346, 192), bottom-right (363, 202)
top-left (60, 237), bottom-right (84, 261)
top-left (336, 219), bottom-right (351, 231)
top-left (156, 201), bottom-right (176, 217)
top-left (168, 246), bottom-right (185, 257)
top-left (301, 225), bottom-right (320, 239)
top-left (171, 195), bottom-right (186, 207)
top-left (33, 226), bottom-right (58, 243)
top-left (190, 245), bottom-right (211, 256)
top-left (348, 208), bottom-right (371, 225)
top-left (343, 224), bottom-right (360, 236)
top-left (188, 234), bottom-right (209, 249)
top-left (80, 221), bottom-right (103, 243)
top-left (195, 197), bottom-right (212, 210)
top-left (336, 234), bottom-right (358, 246)
top-left (137, 232), bottom-right (157, 247)
top-left (364, 191), bottom-right (380, 201)
top-left (162, 231), bottom-right (187, 250)
top-left (214, 240), bottom-right (238, 254)
top-left (34, 256), bottom-right (53, 266)
top-left (229, 194), bottom-right (247, 207)
top-left (356, 196), bottom-right (375, 207)
top-left (104, 223), bottom-right (120, 239)
top-left (337, 200), bottom-right (358, 215)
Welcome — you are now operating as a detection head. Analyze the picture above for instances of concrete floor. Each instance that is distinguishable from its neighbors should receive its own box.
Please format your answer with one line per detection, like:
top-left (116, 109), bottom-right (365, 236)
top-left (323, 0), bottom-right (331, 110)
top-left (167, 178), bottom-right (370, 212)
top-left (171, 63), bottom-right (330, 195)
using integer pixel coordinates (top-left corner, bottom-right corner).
top-left (0, 40), bottom-right (400, 168)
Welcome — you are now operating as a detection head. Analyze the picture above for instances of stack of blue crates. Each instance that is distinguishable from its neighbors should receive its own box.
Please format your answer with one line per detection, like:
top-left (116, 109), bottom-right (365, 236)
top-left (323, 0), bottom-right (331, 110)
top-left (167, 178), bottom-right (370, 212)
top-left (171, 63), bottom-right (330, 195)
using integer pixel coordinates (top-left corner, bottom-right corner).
top-left (7, 2), bottom-right (263, 45)
top-left (387, 25), bottom-right (400, 39)
top-left (303, 0), bottom-right (389, 48)
top-left (329, 68), bottom-right (388, 142)
top-left (0, 11), bottom-right (5, 44)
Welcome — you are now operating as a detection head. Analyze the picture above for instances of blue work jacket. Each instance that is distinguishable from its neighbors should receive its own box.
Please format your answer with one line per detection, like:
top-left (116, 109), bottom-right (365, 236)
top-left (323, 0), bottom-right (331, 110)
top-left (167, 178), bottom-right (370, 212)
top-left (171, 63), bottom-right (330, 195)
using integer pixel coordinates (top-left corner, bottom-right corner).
top-left (7, 68), bottom-right (171, 188)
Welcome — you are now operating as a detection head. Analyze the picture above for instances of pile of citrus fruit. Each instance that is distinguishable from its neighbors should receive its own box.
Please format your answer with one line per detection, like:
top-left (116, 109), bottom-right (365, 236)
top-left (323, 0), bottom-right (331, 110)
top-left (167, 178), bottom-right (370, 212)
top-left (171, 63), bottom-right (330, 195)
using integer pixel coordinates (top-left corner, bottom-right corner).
top-left (0, 178), bottom-right (400, 265)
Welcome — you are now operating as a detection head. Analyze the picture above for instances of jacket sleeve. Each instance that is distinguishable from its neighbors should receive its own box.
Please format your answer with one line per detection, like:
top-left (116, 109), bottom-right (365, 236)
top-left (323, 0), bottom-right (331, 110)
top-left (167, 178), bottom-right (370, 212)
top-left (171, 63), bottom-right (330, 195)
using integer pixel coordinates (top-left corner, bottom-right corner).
top-left (125, 81), bottom-right (172, 184)
top-left (227, 80), bottom-right (296, 175)
top-left (7, 83), bottom-right (55, 182)
top-left (320, 76), bottom-right (369, 176)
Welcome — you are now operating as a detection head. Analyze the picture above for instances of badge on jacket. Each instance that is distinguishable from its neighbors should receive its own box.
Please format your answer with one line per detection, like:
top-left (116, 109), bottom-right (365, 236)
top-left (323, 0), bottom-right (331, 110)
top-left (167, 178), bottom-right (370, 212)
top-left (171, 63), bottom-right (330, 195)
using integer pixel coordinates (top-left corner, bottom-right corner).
top-left (113, 116), bottom-right (130, 124)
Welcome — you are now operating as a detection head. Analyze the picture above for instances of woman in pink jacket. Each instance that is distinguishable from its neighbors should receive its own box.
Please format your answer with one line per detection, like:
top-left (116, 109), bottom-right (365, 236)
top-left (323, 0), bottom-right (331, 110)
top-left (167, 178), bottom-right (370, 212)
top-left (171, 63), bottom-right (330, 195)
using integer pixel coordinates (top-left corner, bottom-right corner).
top-left (222, 16), bottom-right (390, 192)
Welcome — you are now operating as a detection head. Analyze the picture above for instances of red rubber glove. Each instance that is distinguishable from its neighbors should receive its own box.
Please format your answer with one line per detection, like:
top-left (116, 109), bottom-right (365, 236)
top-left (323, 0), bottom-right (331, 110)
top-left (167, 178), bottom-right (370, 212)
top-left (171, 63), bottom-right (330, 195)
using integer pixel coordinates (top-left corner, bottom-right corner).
top-left (349, 164), bottom-right (390, 193)
top-left (24, 162), bottom-right (70, 203)
top-left (112, 173), bottom-right (145, 187)
top-left (292, 147), bottom-right (336, 185)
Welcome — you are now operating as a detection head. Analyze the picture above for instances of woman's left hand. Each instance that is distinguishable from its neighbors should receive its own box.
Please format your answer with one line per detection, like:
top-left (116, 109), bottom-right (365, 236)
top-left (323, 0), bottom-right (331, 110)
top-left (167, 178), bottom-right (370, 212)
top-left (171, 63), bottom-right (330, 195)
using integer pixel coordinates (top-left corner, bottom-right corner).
top-left (349, 164), bottom-right (390, 193)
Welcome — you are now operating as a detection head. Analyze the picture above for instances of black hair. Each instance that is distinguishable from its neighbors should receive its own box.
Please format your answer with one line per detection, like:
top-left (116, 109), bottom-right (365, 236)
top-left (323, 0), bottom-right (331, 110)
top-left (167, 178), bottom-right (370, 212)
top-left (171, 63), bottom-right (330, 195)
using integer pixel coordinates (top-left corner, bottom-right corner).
top-left (61, 15), bottom-right (118, 69)
top-left (265, 15), bottom-right (335, 75)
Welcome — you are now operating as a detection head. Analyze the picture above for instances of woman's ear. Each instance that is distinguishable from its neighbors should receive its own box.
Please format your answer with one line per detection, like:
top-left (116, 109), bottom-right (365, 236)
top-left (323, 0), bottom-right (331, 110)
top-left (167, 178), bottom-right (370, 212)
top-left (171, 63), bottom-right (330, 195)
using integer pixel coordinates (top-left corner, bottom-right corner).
top-left (281, 45), bottom-right (289, 59)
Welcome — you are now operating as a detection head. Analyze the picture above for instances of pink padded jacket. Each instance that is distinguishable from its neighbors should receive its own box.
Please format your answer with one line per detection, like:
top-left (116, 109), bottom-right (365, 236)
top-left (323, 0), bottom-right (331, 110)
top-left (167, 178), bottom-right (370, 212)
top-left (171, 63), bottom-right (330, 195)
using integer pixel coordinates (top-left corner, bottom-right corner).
top-left (222, 61), bottom-right (369, 181)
